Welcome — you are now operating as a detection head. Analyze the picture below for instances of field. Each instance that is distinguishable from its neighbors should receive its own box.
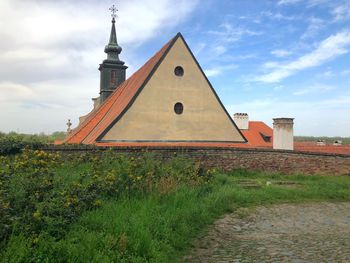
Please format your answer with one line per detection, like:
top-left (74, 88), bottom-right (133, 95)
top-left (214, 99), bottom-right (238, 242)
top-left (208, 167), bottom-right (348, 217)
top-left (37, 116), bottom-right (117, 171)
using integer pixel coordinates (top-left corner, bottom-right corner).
top-left (294, 136), bottom-right (350, 145)
top-left (1, 149), bottom-right (350, 262)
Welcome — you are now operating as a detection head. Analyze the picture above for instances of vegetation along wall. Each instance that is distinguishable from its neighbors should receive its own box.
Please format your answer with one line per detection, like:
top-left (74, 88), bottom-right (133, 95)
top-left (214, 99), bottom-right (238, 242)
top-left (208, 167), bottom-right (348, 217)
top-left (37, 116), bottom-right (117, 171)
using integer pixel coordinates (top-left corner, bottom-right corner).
top-left (43, 146), bottom-right (350, 176)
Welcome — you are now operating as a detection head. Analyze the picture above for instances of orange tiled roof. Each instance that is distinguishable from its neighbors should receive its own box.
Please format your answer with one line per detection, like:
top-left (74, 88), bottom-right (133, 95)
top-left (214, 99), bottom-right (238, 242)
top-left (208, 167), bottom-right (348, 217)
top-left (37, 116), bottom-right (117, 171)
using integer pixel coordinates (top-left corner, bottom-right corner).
top-left (294, 142), bottom-right (350, 155)
top-left (240, 121), bottom-right (273, 148)
top-left (64, 34), bottom-right (178, 144)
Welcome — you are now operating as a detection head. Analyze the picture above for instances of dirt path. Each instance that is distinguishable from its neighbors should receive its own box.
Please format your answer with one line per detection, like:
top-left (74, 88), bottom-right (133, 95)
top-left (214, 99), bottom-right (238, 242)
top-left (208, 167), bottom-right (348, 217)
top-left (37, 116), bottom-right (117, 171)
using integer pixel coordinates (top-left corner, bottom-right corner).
top-left (185, 202), bottom-right (350, 263)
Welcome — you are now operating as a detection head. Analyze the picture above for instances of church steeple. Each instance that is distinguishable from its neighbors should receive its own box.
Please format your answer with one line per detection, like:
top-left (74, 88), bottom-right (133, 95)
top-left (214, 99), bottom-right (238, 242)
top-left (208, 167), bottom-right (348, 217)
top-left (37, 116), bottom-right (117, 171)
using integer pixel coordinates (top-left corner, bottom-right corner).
top-left (104, 17), bottom-right (123, 63)
top-left (99, 5), bottom-right (127, 103)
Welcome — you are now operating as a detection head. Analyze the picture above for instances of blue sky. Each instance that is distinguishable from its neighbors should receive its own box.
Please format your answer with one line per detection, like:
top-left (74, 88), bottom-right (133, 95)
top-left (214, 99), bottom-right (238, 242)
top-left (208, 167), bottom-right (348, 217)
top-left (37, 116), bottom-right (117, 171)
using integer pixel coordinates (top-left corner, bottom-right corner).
top-left (0, 0), bottom-right (349, 136)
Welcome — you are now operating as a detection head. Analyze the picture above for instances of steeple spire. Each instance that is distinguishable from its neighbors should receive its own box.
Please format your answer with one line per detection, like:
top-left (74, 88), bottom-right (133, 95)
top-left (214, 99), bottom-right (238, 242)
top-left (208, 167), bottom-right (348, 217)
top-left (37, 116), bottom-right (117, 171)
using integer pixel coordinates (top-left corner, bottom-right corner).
top-left (104, 5), bottom-right (123, 63)
top-left (99, 4), bottom-right (128, 103)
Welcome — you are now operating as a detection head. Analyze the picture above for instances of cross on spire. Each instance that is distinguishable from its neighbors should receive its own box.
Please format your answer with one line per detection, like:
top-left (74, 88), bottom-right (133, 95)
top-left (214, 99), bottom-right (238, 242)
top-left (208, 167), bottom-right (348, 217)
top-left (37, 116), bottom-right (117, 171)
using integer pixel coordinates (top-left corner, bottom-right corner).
top-left (109, 4), bottom-right (118, 20)
top-left (104, 3), bottom-right (124, 62)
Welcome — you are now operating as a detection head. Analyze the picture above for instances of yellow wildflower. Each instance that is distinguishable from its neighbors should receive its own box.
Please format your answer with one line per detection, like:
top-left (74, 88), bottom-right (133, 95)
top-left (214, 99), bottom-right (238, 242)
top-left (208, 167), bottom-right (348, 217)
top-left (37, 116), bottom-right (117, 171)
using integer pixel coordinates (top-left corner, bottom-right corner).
top-left (33, 210), bottom-right (41, 220)
top-left (93, 199), bottom-right (102, 207)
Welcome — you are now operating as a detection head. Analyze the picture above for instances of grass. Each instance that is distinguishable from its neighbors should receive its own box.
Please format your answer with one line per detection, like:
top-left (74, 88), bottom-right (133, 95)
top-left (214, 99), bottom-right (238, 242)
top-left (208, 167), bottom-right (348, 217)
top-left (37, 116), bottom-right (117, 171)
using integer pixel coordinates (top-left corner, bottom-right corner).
top-left (2, 167), bottom-right (350, 263)
top-left (294, 136), bottom-right (350, 144)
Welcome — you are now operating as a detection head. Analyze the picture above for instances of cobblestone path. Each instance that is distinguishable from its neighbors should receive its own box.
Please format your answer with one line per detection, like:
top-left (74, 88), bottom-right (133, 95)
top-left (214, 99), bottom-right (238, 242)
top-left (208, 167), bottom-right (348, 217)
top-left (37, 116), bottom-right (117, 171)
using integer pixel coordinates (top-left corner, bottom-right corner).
top-left (185, 202), bottom-right (350, 263)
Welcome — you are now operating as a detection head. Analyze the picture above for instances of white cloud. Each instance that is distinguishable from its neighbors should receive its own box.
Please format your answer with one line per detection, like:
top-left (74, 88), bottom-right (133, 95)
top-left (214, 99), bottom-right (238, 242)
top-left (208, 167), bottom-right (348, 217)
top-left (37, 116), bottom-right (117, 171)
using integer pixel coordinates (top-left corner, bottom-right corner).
top-left (270, 49), bottom-right (293, 58)
top-left (263, 61), bottom-right (280, 69)
top-left (193, 42), bottom-right (207, 55)
top-left (341, 69), bottom-right (350, 76)
top-left (204, 69), bottom-right (222, 77)
top-left (293, 84), bottom-right (336, 96)
top-left (0, 82), bottom-right (36, 103)
top-left (204, 64), bottom-right (238, 77)
top-left (301, 17), bottom-right (325, 40)
top-left (227, 95), bottom-right (350, 136)
top-left (261, 11), bottom-right (298, 21)
top-left (277, 0), bottom-right (302, 5)
top-left (307, 0), bottom-right (330, 7)
top-left (214, 45), bottom-right (227, 56)
top-left (277, 0), bottom-right (329, 6)
top-left (273, 85), bottom-right (284, 91)
top-left (332, 2), bottom-right (350, 21)
top-left (318, 70), bottom-right (334, 78)
top-left (208, 23), bottom-right (262, 44)
top-left (204, 23), bottom-right (262, 59)
top-left (255, 30), bottom-right (350, 83)
top-left (0, 0), bottom-right (199, 133)
top-left (0, 0), bottom-right (198, 51)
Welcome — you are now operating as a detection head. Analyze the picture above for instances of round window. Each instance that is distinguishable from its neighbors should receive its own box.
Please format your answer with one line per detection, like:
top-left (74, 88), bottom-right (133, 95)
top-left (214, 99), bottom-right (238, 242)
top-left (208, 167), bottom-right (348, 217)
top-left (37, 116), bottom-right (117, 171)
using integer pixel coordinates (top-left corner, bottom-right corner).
top-left (174, 102), bottom-right (183, 115)
top-left (174, 66), bottom-right (184, 76)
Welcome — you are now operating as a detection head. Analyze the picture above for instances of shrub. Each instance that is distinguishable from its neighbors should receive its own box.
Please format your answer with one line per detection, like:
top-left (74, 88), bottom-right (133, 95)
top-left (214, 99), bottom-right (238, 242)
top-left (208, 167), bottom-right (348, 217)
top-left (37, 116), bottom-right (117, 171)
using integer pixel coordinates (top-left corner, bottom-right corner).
top-left (0, 131), bottom-right (66, 155)
top-left (0, 150), bottom-right (212, 248)
top-left (0, 133), bottom-right (45, 155)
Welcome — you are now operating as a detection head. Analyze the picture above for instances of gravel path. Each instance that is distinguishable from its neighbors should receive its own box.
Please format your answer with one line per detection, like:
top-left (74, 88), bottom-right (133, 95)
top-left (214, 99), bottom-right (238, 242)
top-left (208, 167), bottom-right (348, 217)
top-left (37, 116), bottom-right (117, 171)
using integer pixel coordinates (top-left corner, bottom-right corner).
top-left (185, 202), bottom-right (350, 263)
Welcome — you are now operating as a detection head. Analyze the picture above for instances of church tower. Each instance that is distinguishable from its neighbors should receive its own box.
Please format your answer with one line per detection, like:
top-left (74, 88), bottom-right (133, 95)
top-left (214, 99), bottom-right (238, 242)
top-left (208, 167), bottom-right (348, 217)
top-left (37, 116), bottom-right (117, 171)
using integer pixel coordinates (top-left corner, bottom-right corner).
top-left (99, 6), bottom-right (127, 103)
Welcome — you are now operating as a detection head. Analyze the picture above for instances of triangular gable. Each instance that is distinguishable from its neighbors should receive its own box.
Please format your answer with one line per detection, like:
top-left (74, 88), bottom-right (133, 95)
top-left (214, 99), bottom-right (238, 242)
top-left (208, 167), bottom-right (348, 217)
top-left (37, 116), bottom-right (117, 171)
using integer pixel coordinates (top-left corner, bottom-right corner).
top-left (96, 34), bottom-right (246, 143)
top-left (64, 35), bottom-right (176, 144)
top-left (65, 33), bottom-right (247, 145)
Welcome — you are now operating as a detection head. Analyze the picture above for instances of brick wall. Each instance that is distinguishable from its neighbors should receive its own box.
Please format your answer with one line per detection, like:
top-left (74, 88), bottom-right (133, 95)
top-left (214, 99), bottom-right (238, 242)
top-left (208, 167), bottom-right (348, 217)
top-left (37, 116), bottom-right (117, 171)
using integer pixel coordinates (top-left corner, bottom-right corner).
top-left (43, 146), bottom-right (350, 176)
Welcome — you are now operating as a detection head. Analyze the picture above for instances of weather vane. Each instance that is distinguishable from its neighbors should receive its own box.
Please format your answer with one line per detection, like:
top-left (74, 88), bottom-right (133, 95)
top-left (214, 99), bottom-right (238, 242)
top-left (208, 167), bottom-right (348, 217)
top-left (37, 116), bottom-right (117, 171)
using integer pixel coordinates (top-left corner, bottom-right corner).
top-left (109, 4), bottom-right (118, 19)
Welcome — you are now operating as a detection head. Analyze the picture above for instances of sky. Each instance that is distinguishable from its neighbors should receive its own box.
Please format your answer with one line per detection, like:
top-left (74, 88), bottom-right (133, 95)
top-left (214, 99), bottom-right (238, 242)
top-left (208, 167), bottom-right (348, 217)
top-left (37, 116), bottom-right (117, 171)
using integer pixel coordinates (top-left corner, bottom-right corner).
top-left (0, 0), bottom-right (349, 136)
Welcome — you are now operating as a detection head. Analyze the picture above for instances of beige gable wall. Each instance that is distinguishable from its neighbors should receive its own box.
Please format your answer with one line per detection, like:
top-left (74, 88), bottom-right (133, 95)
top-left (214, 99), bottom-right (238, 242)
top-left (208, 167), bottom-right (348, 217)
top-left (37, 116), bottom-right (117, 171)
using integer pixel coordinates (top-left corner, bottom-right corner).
top-left (102, 37), bottom-right (245, 142)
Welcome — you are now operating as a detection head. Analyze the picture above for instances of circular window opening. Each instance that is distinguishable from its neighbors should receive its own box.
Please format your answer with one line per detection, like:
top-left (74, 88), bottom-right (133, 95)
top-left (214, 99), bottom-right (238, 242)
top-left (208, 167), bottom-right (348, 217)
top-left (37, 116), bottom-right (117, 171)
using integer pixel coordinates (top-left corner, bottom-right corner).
top-left (174, 102), bottom-right (184, 115)
top-left (174, 66), bottom-right (184, 76)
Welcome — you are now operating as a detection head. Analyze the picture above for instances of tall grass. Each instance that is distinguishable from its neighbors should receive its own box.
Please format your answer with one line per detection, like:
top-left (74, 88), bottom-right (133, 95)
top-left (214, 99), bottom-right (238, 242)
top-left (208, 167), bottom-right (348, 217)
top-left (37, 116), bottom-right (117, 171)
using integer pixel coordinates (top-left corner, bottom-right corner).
top-left (2, 164), bottom-right (350, 262)
top-left (294, 135), bottom-right (350, 144)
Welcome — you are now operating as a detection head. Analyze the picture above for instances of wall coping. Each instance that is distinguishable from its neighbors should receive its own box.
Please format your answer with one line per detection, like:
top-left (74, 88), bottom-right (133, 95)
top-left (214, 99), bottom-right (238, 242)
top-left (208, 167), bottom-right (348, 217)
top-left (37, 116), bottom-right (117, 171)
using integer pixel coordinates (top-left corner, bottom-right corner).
top-left (42, 145), bottom-right (350, 158)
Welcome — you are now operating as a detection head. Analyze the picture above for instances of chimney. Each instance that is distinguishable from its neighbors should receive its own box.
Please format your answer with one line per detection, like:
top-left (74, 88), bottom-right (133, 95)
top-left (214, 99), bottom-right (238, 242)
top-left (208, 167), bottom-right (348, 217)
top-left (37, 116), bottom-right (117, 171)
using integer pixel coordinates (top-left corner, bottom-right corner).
top-left (273, 118), bottom-right (294, 150)
top-left (92, 97), bottom-right (100, 110)
top-left (233, 113), bottom-right (249, 130)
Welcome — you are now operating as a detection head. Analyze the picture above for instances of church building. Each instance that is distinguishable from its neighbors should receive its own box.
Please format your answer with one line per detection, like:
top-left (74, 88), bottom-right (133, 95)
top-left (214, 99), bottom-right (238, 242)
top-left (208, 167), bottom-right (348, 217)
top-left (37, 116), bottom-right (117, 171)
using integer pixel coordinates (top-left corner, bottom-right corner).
top-left (63, 12), bottom-right (247, 146)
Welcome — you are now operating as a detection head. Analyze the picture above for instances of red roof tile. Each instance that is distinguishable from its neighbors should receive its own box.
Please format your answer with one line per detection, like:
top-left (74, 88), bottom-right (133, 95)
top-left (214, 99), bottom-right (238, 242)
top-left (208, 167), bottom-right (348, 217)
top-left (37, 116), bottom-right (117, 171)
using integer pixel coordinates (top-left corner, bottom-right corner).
top-left (239, 121), bottom-right (273, 148)
top-left (295, 142), bottom-right (350, 155)
top-left (64, 34), bottom-right (177, 144)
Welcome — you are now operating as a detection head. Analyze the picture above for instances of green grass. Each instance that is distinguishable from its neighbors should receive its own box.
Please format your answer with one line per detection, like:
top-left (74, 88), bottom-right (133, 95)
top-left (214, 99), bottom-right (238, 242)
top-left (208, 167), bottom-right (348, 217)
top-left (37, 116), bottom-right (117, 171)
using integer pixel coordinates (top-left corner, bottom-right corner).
top-left (3, 168), bottom-right (350, 263)
top-left (294, 135), bottom-right (350, 144)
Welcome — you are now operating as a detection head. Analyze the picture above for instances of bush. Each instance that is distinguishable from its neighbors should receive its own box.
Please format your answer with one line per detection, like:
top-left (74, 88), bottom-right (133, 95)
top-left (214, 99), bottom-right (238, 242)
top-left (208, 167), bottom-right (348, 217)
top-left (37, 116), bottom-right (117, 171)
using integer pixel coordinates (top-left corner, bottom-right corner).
top-left (0, 133), bottom-right (45, 155)
top-left (1, 150), bottom-right (350, 262)
top-left (0, 150), bottom-right (212, 248)
top-left (0, 131), bottom-right (66, 155)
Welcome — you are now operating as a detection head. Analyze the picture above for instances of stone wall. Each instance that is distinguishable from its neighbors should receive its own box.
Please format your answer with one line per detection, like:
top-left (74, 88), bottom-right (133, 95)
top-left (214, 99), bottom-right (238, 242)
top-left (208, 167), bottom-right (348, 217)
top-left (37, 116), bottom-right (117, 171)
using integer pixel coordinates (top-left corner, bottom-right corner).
top-left (43, 146), bottom-right (350, 176)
